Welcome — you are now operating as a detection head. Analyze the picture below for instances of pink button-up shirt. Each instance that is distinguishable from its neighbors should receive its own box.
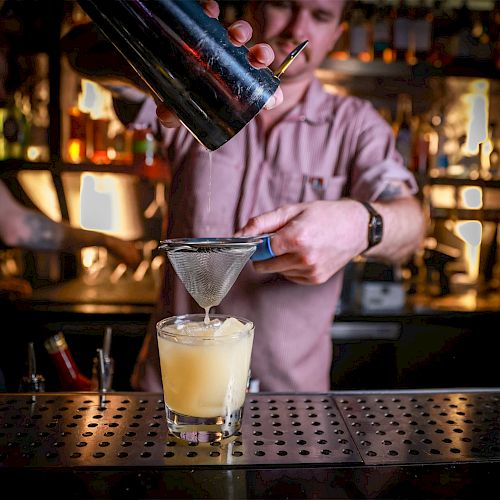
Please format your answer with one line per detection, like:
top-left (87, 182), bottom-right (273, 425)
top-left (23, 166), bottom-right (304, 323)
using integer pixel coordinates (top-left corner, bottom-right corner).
top-left (129, 79), bottom-right (418, 392)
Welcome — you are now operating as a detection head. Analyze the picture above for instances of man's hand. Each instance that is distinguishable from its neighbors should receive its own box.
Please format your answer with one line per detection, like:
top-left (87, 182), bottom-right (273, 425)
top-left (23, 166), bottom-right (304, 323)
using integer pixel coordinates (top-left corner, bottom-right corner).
top-left (235, 200), bottom-right (368, 285)
top-left (103, 235), bottom-right (142, 268)
top-left (156, 0), bottom-right (283, 128)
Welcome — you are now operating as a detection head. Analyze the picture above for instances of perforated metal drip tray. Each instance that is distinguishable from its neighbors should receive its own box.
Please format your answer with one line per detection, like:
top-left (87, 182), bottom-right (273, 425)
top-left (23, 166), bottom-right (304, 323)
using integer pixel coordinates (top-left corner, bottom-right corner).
top-left (0, 390), bottom-right (499, 468)
top-left (333, 389), bottom-right (500, 465)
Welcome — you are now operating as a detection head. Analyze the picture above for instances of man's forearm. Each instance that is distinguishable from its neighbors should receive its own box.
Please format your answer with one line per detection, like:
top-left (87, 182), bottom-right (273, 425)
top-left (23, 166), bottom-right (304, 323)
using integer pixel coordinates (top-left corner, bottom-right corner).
top-left (3, 211), bottom-right (64, 252)
top-left (5, 209), bottom-right (104, 254)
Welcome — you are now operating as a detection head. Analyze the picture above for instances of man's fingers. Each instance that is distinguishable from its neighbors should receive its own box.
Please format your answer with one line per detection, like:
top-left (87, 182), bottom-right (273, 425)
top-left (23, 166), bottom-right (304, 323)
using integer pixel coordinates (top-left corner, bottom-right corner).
top-left (253, 253), bottom-right (299, 273)
top-left (200, 0), bottom-right (220, 19)
top-left (227, 20), bottom-right (253, 46)
top-left (248, 43), bottom-right (275, 68)
top-left (156, 103), bottom-right (181, 128)
top-left (236, 205), bottom-right (304, 239)
top-left (264, 87), bottom-right (283, 110)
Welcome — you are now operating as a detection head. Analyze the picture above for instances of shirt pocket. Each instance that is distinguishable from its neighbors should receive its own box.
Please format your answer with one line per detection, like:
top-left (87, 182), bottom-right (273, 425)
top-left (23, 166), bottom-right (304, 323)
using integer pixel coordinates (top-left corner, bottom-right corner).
top-left (271, 172), bottom-right (347, 205)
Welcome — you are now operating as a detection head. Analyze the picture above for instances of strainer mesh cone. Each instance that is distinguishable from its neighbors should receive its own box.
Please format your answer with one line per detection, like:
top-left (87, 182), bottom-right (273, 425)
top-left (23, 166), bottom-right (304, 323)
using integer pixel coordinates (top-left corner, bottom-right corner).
top-left (159, 239), bottom-right (258, 309)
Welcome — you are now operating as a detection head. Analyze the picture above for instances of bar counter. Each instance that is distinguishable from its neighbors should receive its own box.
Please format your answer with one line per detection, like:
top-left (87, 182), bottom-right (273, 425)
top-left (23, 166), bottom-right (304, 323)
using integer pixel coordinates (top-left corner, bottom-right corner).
top-left (1, 389), bottom-right (498, 498)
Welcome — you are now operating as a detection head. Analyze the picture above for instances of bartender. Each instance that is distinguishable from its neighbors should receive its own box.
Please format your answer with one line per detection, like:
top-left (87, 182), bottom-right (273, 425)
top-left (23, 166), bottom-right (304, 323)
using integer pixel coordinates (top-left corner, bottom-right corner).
top-left (62, 0), bottom-right (426, 393)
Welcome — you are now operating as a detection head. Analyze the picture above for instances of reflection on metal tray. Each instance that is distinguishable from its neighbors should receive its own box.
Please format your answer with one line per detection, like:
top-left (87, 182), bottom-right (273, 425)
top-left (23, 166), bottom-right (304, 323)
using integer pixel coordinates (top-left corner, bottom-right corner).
top-left (0, 391), bottom-right (498, 468)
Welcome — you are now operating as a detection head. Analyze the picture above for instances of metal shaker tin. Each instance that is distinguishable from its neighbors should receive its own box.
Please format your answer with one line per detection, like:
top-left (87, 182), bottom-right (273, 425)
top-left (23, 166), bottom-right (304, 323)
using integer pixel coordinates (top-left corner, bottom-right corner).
top-left (77, 0), bottom-right (280, 151)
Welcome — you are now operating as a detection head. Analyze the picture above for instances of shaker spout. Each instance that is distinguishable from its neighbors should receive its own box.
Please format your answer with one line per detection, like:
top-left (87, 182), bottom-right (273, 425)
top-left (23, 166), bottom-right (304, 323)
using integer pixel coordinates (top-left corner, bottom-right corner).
top-left (274, 40), bottom-right (309, 79)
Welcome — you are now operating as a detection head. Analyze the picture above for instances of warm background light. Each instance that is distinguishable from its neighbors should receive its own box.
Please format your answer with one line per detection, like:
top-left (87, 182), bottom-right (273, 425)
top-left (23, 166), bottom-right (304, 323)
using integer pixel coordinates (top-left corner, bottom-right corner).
top-left (17, 170), bottom-right (62, 222)
top-left (455, 221), bottom-right (482, 282)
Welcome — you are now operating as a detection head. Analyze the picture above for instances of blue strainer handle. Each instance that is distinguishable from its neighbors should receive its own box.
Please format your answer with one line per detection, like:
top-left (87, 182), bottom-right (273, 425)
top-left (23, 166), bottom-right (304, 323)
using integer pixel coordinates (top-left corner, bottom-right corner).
top-left (251, 235), bottom-right (275, 262)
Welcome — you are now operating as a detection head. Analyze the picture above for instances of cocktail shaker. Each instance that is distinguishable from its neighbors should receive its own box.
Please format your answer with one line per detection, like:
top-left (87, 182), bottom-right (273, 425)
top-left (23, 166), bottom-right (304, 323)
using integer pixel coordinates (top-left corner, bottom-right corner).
top-left (76, 0), bottom-right (280, 151)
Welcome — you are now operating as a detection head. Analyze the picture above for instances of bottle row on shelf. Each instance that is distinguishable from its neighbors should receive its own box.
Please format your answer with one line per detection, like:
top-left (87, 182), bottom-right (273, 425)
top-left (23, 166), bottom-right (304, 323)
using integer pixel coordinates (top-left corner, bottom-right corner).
top-left (1, 87), bottom-right (169, 174)
top-left (0, 91), bottom-right (48, 163)
top-left (388, 89), bottom-right (499, 181)
top-left (330, 0), bottom-right (500, 71)
top-left (67, 105), bottom-right (164, 169)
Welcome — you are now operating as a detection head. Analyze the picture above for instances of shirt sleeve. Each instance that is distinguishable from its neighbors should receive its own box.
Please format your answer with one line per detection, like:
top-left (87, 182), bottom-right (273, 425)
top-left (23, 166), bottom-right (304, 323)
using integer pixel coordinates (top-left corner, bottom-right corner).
top-left (349, 101), bottom-right (419, 202)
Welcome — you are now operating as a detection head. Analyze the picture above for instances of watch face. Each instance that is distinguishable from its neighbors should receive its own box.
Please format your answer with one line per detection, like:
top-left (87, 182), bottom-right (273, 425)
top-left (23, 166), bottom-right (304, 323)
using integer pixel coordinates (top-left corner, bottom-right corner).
top-left (360, 201), bottom-right (383, 250)
top-left (372, 216), bottom-right (383, 244)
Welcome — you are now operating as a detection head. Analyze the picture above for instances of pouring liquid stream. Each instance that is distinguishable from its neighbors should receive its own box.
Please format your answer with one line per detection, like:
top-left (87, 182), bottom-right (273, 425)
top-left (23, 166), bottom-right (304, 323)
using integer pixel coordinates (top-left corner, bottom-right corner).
top-left (204, 306), bottom-right (211, 325)
top-left (205, 150), bottom-right (213, 326)
top-left (207, 150), bottom-right (212, 220)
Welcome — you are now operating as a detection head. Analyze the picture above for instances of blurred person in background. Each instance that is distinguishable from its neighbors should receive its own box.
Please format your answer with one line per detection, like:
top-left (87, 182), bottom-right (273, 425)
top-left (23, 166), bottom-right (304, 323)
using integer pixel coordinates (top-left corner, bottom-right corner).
top-left (0, 178), bottom-right (141, 297)
top-left (62, 0), bottom-right (426, 393)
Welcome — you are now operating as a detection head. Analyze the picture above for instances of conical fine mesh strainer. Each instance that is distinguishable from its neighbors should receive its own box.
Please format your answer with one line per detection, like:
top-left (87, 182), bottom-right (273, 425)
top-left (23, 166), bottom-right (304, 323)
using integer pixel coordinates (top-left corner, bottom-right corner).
top-left (159, 237), bottom-right (269, 310)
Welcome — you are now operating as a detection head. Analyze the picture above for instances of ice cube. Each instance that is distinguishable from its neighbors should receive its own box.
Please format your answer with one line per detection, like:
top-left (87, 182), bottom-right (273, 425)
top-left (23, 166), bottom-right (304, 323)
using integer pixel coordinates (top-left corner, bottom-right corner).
top-left (183, 320), bottom-right (219, 336)
top-left (215, 317), bottom-right (251, 337)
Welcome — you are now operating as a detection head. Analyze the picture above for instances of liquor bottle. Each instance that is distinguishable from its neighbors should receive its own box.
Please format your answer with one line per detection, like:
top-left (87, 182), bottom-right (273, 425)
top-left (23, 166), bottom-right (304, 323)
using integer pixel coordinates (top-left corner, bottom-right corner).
top-left (469, 9), bottom-right (493, 61)
top-left (393, 93), bottom-right (414, 170)
top-left (44, 332), bottom-right (92, 391)
top-left (411, 113), bottom-right (435, 176)
top-left (488, 123), bottom-right (499, 178)
top-left (413, 0), bottom-right (433, 63)
top-left (428, 109), bottom-right (449, 177)
top-left (23, 74), bottom-right (50, 163)
top-left (111, 126), bottom-right (134, 165)
top-left (428, 0), bottom-right (454, 68)
top-left (393, 0), bottom-right (411, 63)
top-left (1, 94), bottom-right (28, 159)
top-left (372, 1), bottom-right (393, 62)
top-left (481, 222), bottom-right (498, 291)
top-left (453, 1), bottom-right (473, 60)
top-left (90, 117), bottom-right (111, 164)
top-left (349, 0), bottom-right (372, 62)
top-left (68, 106), bottom-right (89, 163)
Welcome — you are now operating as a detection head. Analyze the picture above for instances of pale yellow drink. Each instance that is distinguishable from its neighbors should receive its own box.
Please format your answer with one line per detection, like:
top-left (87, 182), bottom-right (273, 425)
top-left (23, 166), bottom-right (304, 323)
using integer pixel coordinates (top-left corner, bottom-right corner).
top-left (157, 314), bottom-right (254, 421)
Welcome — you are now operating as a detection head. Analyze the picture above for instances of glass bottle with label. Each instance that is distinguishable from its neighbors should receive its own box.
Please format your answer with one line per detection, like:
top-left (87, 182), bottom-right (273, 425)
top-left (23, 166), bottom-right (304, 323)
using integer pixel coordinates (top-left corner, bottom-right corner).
top-left (44, 332), bottom-right (92, 391)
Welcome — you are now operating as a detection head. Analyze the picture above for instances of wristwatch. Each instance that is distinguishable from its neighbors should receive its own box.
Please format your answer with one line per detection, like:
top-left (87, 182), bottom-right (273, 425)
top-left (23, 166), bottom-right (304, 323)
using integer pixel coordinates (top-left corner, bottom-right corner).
top-left (360, 201), bottom-right (383, 252)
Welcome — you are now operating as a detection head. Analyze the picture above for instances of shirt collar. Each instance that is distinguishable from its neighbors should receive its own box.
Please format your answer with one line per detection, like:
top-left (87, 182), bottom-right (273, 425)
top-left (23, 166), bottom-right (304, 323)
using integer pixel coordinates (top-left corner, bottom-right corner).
top-left (291, 78), bottom-right (334, 125)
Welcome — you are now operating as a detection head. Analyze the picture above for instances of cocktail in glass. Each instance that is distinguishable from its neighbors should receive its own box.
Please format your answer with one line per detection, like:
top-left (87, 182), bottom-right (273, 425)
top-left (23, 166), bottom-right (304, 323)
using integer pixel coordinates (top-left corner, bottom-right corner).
top-left (156, 313), bottom-right (254, 443)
